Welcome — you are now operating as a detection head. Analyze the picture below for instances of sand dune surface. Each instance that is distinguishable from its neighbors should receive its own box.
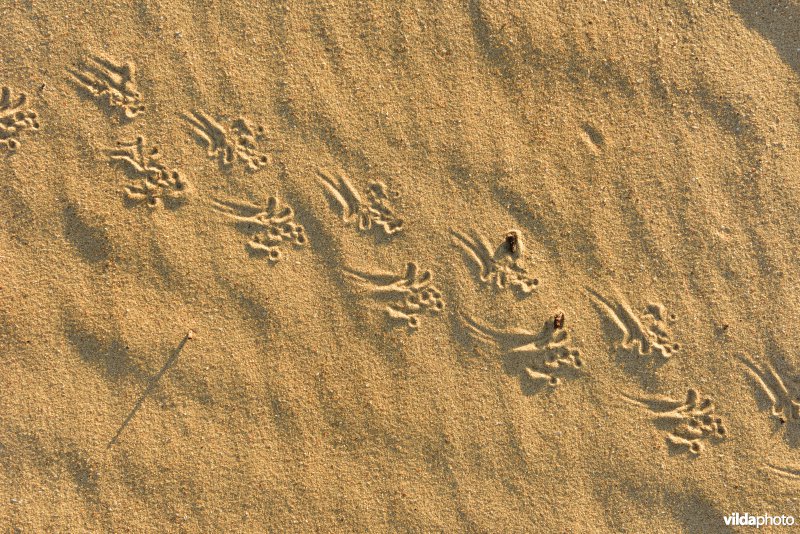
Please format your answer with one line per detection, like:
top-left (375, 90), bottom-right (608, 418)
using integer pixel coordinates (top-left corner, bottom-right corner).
top-left (2, 1), bottom-right (800, 531)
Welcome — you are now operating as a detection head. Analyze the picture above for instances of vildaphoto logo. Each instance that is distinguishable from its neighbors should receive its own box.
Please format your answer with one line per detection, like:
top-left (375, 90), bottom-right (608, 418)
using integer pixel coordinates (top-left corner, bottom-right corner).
top-left (724, 513), bottom-right (796, 528)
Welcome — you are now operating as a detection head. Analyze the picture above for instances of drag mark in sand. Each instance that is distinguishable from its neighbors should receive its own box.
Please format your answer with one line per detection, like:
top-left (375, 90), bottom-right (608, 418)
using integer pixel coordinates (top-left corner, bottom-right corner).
top-left (621, 388), bottom-right (726, 455)
top-left (765, 464), bottom-right (800, 481)
top-left (344, 261), bottom-right (444, 328)
top-left (316, 169), bottom-right (404, 236)
top-left (212, 196), bottom-right (308, 262)
top-left (463, 311), bottom-right (582, 391)
top-left (108, 331), bottom-right (193, 448)
top-left (451, 228), bottom-right (538, 294)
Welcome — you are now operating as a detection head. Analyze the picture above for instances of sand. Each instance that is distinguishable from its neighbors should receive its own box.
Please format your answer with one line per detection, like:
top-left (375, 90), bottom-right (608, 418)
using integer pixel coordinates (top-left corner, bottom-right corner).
top-left (1, 0), bottom-right (800, 531)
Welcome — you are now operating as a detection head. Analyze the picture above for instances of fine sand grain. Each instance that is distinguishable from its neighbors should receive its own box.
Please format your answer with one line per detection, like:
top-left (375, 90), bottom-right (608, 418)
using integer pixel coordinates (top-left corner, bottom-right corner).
top-left (2, 1), bottom-right (800, 532)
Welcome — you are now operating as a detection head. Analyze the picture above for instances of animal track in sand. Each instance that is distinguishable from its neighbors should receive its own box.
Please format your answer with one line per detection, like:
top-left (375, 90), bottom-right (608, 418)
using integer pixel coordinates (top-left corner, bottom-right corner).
top-left (107, 136), bottom-right (189, 209)
top-left (344, 261), bottom-right (444, 329)
top-left (621, 388), bottom-right (726, 455)
top-left (316, 169), bottom-right (404, 236)
top-left (463, 311), bottom-right (583, 391)
top-left (212, 196), bottom-right (307, 262)
top-left (185, 111), bottom-right (272, 171)
top-left (0, 87), bottom-right (40, 151)
top-left (738, 354), bottom-right (800, 427)
top-left (451, 228), bottom-right (538, 294)
top-left (765, 463), bottom-right (800, 481)
top-left (588, 288), bottom-right (680, 359)
top-left (68, 55), bottom-right (144, 119)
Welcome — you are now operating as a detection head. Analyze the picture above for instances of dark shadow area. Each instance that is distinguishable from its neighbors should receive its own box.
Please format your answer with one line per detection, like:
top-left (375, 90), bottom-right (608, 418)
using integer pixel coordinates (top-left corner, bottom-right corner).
top-left (730, 0), bottom-right (800, 76)
top-left (668, 488), bottom-right (737, 533)
top-left (467, 0), bottom-right (522, 87)
top-left (63, 312), bottom-right (146, 381)
top-left (62, 203), bottom-right (112, 264)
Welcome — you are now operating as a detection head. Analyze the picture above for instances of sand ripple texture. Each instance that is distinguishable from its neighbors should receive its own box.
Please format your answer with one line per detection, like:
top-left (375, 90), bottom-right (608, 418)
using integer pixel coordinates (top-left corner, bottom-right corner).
top-left (1, 1), bottom-right (800, 532)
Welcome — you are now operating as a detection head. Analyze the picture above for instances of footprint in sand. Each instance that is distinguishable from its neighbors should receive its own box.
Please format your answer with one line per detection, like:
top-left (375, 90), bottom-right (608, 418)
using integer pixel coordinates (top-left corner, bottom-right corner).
top-left (621, 388), bottom-right (727, 455)
top-left (106, 135), bottom-right (189, 209)
top-left (344, 261), bottom-right (444, 329)
top-left (184, 111), bottom-right (273, 171)
top-left (68, 55), bottom-right (145, 119)
top-left (211, 196), bottom-right (308, 262)
top-left (0, 86), bottom-right (40, 151)
top-left (588, 288), bottom-right (680, 359)
top-left (451, 228), bottom-right (539, 295)
top-left (738, 354), bottom-right (800, 429)
top-left (462, 310), bottom-right (583, 391)
top-left (316, 168), bottom-right (404, 236)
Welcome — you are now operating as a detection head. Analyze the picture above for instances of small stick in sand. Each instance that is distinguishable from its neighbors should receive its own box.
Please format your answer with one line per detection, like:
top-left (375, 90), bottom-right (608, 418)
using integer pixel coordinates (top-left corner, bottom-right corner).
top-left (505, 231), bottom-right (519, 255)
top-left (107, 330), bottom-right (194, 448)
top-left (553, 311), bottom-right (565, 330)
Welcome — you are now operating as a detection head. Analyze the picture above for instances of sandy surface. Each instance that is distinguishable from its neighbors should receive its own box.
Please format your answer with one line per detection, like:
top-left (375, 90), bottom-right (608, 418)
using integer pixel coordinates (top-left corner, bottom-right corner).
top-left (2, 1), bottom-right (800, 532)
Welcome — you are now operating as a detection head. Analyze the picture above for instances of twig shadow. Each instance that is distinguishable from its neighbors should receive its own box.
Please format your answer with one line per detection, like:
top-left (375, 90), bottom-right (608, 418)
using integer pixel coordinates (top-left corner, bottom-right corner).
top-left (107, 331), bottom-right (192, 448)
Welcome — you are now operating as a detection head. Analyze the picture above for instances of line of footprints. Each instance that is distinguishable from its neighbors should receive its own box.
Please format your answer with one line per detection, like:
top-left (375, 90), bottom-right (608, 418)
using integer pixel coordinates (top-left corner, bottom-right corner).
top-left (4, 55), bottom-right (800, 469)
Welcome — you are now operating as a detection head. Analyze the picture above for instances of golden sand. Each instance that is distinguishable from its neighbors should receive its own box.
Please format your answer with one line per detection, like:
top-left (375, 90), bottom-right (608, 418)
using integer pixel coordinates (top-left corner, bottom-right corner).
top-left (2, 1), bottom-right (800, 531)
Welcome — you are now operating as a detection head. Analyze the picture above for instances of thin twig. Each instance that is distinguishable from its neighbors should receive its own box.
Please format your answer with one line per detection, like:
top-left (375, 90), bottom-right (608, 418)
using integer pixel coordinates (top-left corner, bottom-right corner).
top-left (107, 330), bottom-right (194, 448)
